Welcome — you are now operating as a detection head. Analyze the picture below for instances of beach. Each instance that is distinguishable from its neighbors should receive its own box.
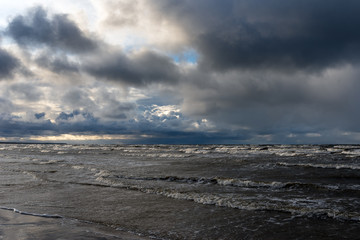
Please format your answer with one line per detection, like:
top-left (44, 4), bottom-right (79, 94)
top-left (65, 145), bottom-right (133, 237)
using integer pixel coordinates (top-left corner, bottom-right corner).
top-left (0, 208), bottom-right (148, 240)
top-left (0, 144), bottom-right (359, 239)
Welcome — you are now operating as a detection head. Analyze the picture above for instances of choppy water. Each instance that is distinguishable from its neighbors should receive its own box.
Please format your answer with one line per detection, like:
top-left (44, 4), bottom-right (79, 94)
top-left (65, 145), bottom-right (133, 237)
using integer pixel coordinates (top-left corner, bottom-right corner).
top-left (0, 144), bottom-right (359, 239)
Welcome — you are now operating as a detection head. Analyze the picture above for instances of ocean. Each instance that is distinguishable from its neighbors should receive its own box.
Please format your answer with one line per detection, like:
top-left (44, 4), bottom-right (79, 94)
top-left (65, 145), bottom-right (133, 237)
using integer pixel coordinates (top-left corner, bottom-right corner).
top-left (0, 144), bottom-right (359, 239)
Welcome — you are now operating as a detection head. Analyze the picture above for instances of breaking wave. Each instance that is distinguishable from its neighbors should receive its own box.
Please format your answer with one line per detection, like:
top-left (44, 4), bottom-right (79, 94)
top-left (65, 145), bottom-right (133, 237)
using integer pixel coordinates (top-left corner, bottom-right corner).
top-left (278, 162), bottom-right (360, 170)
top-left (92, 173), bottom-right (360, 222)
top-left (0, 206), bottom-right (63, 218)
top-left (95, 177), bottom-right (359, 222)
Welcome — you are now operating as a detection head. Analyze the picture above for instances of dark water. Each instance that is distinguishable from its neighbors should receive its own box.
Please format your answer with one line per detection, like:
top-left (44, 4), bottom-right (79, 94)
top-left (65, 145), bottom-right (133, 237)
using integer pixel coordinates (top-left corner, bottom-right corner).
top-left (0, 144), bottom-right (359, 239)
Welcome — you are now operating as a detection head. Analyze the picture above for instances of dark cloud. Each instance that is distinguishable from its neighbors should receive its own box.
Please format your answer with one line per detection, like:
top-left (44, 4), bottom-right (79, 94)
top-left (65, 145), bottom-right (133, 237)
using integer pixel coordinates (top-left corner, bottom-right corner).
top-left (0, 98), bottom-right (357, 144)
top-left (56, 110), bottom-right (96, 122)
top-left (56, 112), bottom-right (75, 121)
top-left (5, 6), bottom-right (180, 87)
top-left (0, 49), bottom-right (19, 79)
top-left (61, 89), bottom-right (95, 113)
top-left (34, 112), bottom-right (45, 119)
top-left (180, 67), bottom-right (360, 141)
top-left (6, 6), bottom-right (98, 53)
top-left (0, 114), bottom-right (54, 137)
top-left (35, 53), bottom-right (79, 73)
top-left (102, 102), bottom-right (136, 120)
top-left (153, 0), bottom-right (360, 71)
top-left (122, 130), bottom-right (249, 145)
top-left (1, 2), bottom-right (360, 144)
top-left (84, 50), bottom-right (180, 85)
top-left (0, 112), bottom-right (239, 144)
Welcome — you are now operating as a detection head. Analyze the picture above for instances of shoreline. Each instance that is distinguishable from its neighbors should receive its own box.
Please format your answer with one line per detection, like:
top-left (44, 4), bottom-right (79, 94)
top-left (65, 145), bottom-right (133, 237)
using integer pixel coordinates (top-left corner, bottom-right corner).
top-left (0, 209), bottom-right (149, 240)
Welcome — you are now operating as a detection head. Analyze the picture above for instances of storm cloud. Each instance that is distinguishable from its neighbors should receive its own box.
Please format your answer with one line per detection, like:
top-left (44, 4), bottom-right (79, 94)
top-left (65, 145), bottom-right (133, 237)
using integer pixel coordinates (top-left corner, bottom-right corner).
top-left (35, 53), bottom-right (79, 74)
top-left (6, 6), bottom-right (98, 53)
top-left (34, 112), bottom-right (45, 119)
top-left (84, 50), bottom-right (180, 85)
top-left (0, 1), bottom-right (360, 143)
top-left (152, 0), bottom-right (360, 72)
top-left (0, 49), bottom-right (19, 79)
top-left (5, 6), bottom-right (180, 87)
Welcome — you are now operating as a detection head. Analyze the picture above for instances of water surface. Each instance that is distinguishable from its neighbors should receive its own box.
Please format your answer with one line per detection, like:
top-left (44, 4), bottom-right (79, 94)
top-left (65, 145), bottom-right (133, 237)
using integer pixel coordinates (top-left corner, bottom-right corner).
top-left (0, 144), bottom-right (359, 239)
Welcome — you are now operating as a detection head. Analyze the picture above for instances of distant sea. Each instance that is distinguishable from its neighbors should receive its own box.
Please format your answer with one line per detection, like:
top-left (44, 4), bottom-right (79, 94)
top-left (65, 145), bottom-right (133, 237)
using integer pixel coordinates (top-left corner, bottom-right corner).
top-left (0, 144), bottom-right (359, 239)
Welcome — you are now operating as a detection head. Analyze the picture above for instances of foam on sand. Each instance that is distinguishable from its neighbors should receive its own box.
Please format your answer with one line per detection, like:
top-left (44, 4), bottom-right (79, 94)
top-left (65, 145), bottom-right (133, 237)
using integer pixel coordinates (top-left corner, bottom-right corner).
top-left (0, 208), bottom-right (149, 240)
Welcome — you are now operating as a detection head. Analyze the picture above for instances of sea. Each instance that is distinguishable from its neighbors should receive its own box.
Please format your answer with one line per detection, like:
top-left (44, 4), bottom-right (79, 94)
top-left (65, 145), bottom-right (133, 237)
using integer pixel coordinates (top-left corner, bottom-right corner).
top-left (0, 144), bottom-right (359, 239)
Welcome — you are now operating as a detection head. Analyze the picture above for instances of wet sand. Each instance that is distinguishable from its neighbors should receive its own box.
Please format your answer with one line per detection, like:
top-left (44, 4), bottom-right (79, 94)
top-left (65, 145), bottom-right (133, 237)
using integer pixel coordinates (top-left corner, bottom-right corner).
top-left (0, 209), bottom-right (148, 240)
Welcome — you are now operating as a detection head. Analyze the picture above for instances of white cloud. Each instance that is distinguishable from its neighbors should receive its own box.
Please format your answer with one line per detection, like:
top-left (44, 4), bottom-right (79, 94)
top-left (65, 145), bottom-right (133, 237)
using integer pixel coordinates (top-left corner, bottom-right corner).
top-left (90, 0), bottom-right (187, 51)
top-left (305, 133), bottom-right (322, 138)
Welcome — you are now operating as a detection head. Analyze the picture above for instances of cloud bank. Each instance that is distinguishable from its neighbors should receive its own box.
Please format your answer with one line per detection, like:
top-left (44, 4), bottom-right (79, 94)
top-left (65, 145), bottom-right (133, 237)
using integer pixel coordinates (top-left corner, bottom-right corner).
top-left (0, 1), bottom-right (359, 143)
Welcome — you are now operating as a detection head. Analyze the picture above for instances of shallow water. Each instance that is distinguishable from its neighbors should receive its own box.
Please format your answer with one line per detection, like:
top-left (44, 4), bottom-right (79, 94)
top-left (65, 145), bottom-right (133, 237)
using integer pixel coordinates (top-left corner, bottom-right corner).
top-left (0, 208), bottom-right (143, 240)
top-left (0, 144), bottom-right (359, 239)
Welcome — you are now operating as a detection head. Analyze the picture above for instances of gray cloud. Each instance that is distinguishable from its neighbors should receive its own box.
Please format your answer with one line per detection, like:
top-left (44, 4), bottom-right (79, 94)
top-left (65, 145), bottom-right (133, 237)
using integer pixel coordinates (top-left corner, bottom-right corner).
top-left (0, 114), bottom-right (54, 137)
top-left (34, 112), bottom-right (45, 119)
top-left (102, 102), bottom-right (136, 120)
top-left (8, 83), bottom-right (43, 102)
top-left (35, 53), bottom-right (79, 74)
top-left (1, 2), bottom-right (360, 144)
top-left (153, 0), bottom-right (360, 72)
top-left (56, 112), bottom-right (76, 121)
top-left (102, 0), bottom-right (140, 27)
top-left (2, 5), bottom-right (186, 92)
top-left (129, 0), bottom-right (360, 142)
top-left (61, 88), bottom-right (95, 110)
top-left (180, 66), bottom-right (360, 141)
top-left (0, 49), bottom-right (19, 79)
top-left (6, 6), bottom-right (98, 53)
top-left (0, 109), bottom-right (239, 144)
top-left (0, 98), bottom-right (14, 112)
top-left (84, 50), bottom-right (180, 86)
top-left (6, 7), bottom-right (180, 87)
top-left (56, 110), bottom-right (96, 122)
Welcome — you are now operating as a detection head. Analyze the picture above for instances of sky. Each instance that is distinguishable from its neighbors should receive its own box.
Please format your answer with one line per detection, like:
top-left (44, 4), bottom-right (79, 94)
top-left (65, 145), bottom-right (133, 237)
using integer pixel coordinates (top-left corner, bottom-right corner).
top-left (0, 0), bottom-right (360, 144)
